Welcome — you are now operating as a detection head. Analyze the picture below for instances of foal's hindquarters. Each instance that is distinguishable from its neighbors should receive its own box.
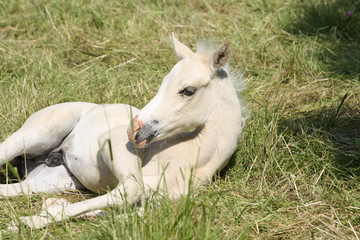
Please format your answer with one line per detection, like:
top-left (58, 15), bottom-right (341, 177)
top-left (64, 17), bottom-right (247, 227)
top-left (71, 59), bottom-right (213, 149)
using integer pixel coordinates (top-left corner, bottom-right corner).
top-left (0, 102), bottom-right (139, 196)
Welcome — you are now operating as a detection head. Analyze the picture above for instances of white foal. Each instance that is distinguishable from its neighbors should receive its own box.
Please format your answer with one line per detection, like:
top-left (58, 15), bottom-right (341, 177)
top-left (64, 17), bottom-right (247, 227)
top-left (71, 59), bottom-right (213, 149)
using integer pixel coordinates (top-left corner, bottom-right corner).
top-left (0, 33), bottom-right (246, 229)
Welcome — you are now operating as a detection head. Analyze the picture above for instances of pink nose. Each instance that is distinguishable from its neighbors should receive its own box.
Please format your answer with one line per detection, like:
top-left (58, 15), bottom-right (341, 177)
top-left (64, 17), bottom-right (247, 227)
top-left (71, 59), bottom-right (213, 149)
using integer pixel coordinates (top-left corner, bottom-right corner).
top-left (127, 115), bottom-right (144, 144)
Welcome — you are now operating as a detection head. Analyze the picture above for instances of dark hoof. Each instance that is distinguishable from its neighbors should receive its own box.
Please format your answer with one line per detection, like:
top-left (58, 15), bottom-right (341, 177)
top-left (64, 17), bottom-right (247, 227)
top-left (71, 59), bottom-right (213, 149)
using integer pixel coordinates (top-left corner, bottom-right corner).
top-left (45, 152), bottom-right (63, 167)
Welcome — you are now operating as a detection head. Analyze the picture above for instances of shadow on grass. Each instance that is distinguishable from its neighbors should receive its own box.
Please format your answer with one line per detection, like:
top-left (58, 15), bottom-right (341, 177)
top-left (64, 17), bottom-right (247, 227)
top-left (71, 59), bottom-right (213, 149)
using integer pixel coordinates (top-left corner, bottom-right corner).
top-left (279, 103), bottom-right (360, 178)
top-left (285, 0), bottom-right (360, 78)
top-left (219, 149), bottom-right (238, 179)
top-left (280, 0), bottom-right (360, 178)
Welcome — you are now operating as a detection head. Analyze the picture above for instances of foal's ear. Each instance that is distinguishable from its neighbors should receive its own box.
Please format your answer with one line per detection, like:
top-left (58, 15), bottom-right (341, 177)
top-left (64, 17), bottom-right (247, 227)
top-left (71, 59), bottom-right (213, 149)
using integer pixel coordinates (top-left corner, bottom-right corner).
top-left (172, 33), bottom-right (194, 60)
top-left (211, 39), bottom-right (231, 69)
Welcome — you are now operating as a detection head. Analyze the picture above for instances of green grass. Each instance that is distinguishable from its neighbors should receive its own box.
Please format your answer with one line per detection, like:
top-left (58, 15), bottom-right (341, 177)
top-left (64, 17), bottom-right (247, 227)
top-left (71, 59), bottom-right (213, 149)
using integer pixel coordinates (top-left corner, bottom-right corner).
top-left (0, 0), bottom-right (359, 239)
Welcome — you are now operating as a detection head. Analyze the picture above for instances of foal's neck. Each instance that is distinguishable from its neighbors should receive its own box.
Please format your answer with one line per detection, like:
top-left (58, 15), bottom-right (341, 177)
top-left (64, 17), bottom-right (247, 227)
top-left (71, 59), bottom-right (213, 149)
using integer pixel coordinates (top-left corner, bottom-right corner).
top-left (193, 76), bottom-right (243, 171)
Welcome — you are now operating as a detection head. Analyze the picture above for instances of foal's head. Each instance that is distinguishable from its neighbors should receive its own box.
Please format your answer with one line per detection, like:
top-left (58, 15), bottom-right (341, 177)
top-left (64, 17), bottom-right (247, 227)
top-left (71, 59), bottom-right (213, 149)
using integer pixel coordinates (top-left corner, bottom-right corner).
top-left (128, 34), bottom-right (231, 148)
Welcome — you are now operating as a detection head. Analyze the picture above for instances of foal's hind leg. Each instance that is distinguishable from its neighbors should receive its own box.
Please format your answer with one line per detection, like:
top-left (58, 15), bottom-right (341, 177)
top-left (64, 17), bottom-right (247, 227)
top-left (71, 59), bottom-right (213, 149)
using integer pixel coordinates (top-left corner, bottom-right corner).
top-left (0, 164), bottom-right (84, 197)
top-left (0, 102), bottom-right (96, 165)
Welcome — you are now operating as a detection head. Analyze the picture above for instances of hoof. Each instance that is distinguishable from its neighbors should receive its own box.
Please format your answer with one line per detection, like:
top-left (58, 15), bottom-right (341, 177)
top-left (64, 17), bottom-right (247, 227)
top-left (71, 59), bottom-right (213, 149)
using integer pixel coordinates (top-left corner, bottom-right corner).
top-left (8, 221), bottom-right (19, 232)
top-left (19, 215), bottom-right (50, 229)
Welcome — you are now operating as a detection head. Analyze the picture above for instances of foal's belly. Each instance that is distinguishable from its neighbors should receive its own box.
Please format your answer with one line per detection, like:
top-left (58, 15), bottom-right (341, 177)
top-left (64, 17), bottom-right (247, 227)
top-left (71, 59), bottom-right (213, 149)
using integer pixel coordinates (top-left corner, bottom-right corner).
top-left (63, 143), bottom-right (118, 193)
top-left (61, 104), bottom-right (139, 193)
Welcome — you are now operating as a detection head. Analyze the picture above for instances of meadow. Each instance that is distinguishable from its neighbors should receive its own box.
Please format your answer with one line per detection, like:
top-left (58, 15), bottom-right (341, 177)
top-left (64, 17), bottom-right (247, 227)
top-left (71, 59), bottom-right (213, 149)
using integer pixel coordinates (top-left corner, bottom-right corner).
top-left (0, 0), bottom-right (359, 239)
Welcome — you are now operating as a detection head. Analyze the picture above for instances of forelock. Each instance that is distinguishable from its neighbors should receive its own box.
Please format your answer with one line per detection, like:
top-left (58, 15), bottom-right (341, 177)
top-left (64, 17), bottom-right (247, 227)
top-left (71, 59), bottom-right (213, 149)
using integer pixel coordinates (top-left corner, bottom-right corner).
top-left (195, 39), bottom-right (217, 57)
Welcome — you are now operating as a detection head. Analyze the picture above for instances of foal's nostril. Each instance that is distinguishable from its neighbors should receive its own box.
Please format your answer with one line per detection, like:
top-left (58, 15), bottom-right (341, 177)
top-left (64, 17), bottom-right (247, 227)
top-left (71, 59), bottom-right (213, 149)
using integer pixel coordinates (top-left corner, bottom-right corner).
top-left (134, 131), bottom-right (140, 141)
top-left (151, 119), bottom-right (159, 125)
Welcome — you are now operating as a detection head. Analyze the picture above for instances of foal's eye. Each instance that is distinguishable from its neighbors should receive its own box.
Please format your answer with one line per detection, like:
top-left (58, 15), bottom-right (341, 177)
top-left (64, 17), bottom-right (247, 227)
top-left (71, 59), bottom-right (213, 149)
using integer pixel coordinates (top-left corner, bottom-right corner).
top-left (179, 86), bottom-right (197, 97)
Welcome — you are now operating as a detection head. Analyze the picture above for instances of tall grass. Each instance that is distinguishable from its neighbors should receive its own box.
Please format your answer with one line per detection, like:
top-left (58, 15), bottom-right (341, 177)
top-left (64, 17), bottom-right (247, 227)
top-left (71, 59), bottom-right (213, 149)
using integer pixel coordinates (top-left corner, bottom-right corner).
top-left (0, 0), bottom-right (359, 239)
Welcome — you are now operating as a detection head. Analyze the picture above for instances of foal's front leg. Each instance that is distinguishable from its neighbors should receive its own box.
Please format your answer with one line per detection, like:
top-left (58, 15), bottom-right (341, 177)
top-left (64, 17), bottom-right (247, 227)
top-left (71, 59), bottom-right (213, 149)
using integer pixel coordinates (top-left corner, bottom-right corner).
top-left (17, 173), bottom-right (194, 229)
top-left (18, 179), bottom-right (144, 229)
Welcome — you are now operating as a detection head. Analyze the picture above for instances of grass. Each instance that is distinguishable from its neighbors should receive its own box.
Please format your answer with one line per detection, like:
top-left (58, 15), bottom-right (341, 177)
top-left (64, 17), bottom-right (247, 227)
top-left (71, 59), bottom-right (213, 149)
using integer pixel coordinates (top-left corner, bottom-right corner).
top-left (0, 0), bottom-right (359, 239)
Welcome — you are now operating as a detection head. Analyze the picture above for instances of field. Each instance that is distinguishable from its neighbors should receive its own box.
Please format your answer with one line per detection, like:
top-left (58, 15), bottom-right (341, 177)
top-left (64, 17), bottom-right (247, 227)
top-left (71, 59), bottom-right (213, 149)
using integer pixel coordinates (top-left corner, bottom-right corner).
top-left (0, 0), bottom-right (359, 239)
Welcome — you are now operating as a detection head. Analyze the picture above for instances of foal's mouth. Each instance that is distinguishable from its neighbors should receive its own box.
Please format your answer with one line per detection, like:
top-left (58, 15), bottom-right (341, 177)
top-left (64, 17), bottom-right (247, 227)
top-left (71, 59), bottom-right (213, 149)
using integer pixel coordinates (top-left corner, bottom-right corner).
top-left (127, 124), bottom-right (158, 148)
top-left (135, 128), bottom-right (157, 148)
top-left (127, 115), bottom-right (160, 148)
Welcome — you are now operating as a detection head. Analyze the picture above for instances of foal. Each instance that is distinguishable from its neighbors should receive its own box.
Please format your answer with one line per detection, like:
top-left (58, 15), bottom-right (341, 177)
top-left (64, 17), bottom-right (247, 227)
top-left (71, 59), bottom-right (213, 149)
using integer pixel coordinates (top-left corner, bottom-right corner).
top-left (0, 34), bottom-right (246, 228)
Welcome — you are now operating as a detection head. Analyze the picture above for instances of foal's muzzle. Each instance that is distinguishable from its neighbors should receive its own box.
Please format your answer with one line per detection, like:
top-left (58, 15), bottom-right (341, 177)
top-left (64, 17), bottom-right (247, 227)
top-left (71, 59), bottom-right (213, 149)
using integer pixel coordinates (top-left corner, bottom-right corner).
top-left (127, 115), bottom-right (158, 148)
top-left (135, 124), bottom-right (157, 145)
